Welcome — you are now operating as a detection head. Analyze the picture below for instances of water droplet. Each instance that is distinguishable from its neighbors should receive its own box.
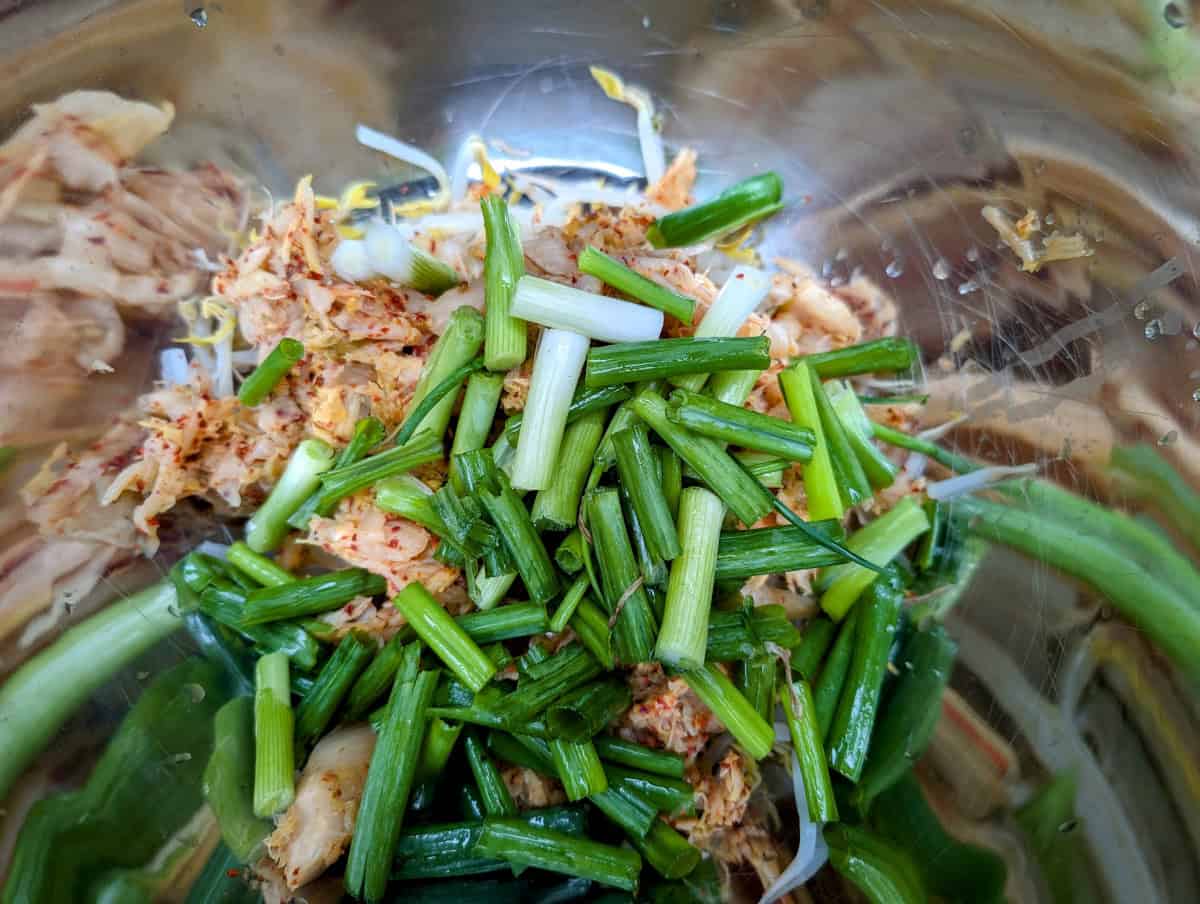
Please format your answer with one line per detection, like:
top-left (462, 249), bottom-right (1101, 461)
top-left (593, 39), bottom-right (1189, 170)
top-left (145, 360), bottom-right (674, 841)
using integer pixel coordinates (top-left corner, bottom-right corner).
top-left (932, 258), bottom-right (951, 280)
top-left (1058, 819), bottom-right (1079, 834)
top-left (189, 6), bottom-right (207, 28)
top-left (885, 260), bottom-right (904, 279)
top-left (1165, 2), bottom-right (1188, 28)
top-left (169, 752), bottom-right (193, 765)
top-left (1134, 300), bottom-right (1150, 320)
top-left (1145, 319), bottom-right (1164, 340)
top-left (184, 683), bottom-right (206, 703)
top-left (965, 246), bottom-right (980, 262)
top-left (1160, 430), bottom-right (1179, 446)
top-left (957, 279), bottom-right (980, 295)
top-left (642, 15), bottom-right (651, 28)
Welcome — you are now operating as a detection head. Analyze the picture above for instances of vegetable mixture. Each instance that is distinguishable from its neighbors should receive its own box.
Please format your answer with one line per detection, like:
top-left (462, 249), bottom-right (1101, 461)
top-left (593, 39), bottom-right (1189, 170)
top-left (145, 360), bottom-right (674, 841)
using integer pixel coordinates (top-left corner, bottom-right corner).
top-left (1, 79), bottom-right (1199, 904)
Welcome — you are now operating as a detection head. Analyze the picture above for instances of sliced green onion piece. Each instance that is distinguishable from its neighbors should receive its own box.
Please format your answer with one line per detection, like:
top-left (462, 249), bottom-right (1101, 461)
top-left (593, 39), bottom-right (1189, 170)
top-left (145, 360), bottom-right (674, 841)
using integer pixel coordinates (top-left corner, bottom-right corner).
top-left (364, 220), bottom-right (462, 295)
top-left (545, 678), bottom-right (632, 741)
top-left (809, 369), bottom-right (872, 507)
top-left (395, 358), bottom-right (484, 449)
top-left (555, 530), bottom-right (587, 574)
top-left (252, 652), bottom-right (294, 817)
top-left (205, 697), bottom-right (273, 861)
top-left (604, 764), bottom-right (694, 816)
top-left (659, 448), bottom-right (682, 518)
top-left (245, 438), bottom-right (336, 552)
top-left (738, 652), bottom-right (776, 724)
top-left (587, 488), bottom-right (659, 664)
top-left (511, 274), bottom-right (663, 343)
top-left (569, 597), bottom-right (615, 671)
top-left (226, 541), bottom-right (294, 587)
top-left (778, 363), bottom-right (843, 522)
top-left (510, 328), bottom-right (590, 491)
top-left (577, 246), bottom-right (695, 324)
top-left (679, 663), bottom-right (774, 760)
top-left (812, 607), bottom-right (859, 739)
top-left (647, 172), bottom-right (783, 248)
top-left (590, 783), bottom-right (657, 839)
top-left (505, 384), bottom-right (631, 442)
top-left (241, 568), bottom-right (386, 625)
top-left (714, 522), bottom-right (846, 581)
top-left (465, 730), bottom-right (518, 817)
top-left (673, 266), bottom-right (772, 392)
top-left (312, 431), bottom-right (443, 515)
top-left (481, 195), bottom-right (527, 372)
top-left (492, 644), bottom-right (603, 721)
top-left (705, 604), bottom-right (801, 663)
top-left (550, 738), bottom-right (608, 801)
top-left (473, 819), bottom-right (642, 892)
top-left (800, 337), bottom-right (919, 379)
top-left (450, 371), bottom-right (506, 492)
top-left (667, 388), bottom-right (814, 461)
top-left (630, 820), bottom-right (701, 880)
top-left (531, 411), bottom-right (607, 532)
top-left (707, 367), bottom-right (763, 408)
top-left (871, 422), bottom-right (976, 475)
top-left (550, 574), bottom-right (590, 633)
top-left (781, 678), bottom-right (838, 823)
top-left (404, 306), bottom-right (486, 442)
top-left (394, 582), bottom-right (497, 693)
top-left (826, 824), bottom-right (927, 904)
top-left (826, 380), bottom-right (898, 489)
top-left (294, 631), bottom-right (374, 750)
top-left (344, 632), bottom-right (408, 721)
top-left (237, 338), bottom-right (304, 407)
top-left (593, 736), bottom-right (685, 779)
top-left (613, 425), bottom-right (680, 562)
top-left (288, 417), bottom-right (387, 529)
top-left (374, 473), bottom-right (443, 532)
top-left (457, 602), bottom-right (549, 644)
top-left (585, 336), bottom-right (770, 389)
top-left (476, 469), bottom-right (560, 606)
top-left (655, 487), bottom-right (723, 670)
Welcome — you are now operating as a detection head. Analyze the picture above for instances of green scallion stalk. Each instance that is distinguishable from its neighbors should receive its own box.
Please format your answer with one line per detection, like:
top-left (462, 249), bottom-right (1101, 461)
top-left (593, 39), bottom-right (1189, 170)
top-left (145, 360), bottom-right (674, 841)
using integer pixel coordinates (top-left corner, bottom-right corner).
top-left (226, 541), bottom-right (294, 587)
top-left (604, 764), bottom-right (695, 816)
top-left (871, 422), bottom-right (976, 475)
top-left (471, 569), bottom-right (517, 611)
top-left (613, 425), bottom-right (680, 562)
top-left (449, 371), bottom-right (506, 492)
top-left (395, 357), bottom-right (484, 448)
top-left (411, 716), bottom-right (464, 811)
top-left (809, 369), bottom-right (872, 507)
top-left (405, 305), bottom-right (486, 435)
top-left (465, 731), bottom-right (518, 817)
top-left (569, 597), bottom-right (616, 671)
top-left (476, 469), bottom-right (560, 606)
top-left (792, 617), bottom-right (836, 680)
top-left (593, 736), bottom-right (685, 779)
top-left (555, 530), bottom-right (587, 574)
top-left (680, 664), bottom-right (775, 760)
top-left (550, 737), bottom-right (609, 801)
top-left (738, 653), bottom-right (776, 724)
top-left (630, 390), bottom-right (774, 527)
top-left (426, 703), bottom-right (549, 739)
top-left (545, 679), bottom-right (632, 741)
top-left (344, 632), bottom-right (407, 721)
top-left (621, 482), bottom-right (669, 588)
top-left (1111, 443), bottom-right (1200, 552)
top-left (585, 336), bottom-right (770, 389)
top-left (800, 337), bottom-right (919, 379)
top-left (460, 783), bottom-right (487, 822)
top-left (487, 731), bottom-right (556, 775)
top-left (394, 582), bottom-right (497, 693)
top-left (481, 196), bottom-right (527, 371)
top-left (194, 580), bottom-right (321, 670)
top-left (590, 783), bottom-right (658, 839)
top-left (705, 604), bottom-right (801, 662)
top-left (473, 819), bottom-right (643, 893)
top-left (781, 679), bottom-right (838, 823)
top-left (592, 393), bottom-right (644, 473)
top-left (550, 574), bottom-right (590, 633)
top-left (457, 602), bottom-right (549, 644)
top-left (241, 568), bottom-right (386, 626)
top-left (818, 497), bottom-right (929, 620)
top-left (707, 367), bottom-right (763, 407)
top-left (673, 266), bottom-right (772, 392)
top-left (511, 274), bottom-right (664, 343)
top-left (659, 448), bottom-right (682, 518)
top-left (492, 644), bottom-right (603, 721)
top-left (587, 489), bottom-right (659, 664)
top-left (345, 645), bottom-right (436, 902)
top-left (812, 607), bottom-right (859, 739)
top-left (647, 172), bottom-right (784, 248)
top-left (204, 697), bottom-right (273, 861)
top-left (506, 384), bottom-right (631, 442)
top-left (363, 221), bottom-right (463, 295)
top-left (510, 328), bottom-right (591, 491)
top-left (826, 379), bottom-right (897, 489)
top-left (825, 824), bottom-right (927, 904)
top-left (237, 338), bottom-right (304, 407)
top-left (577, 246), bottom-right (696, 323)
top-left (252, 652), bottom-right (294, 817)
top-left (681, 451), bottom-right (786, 488)
top-left (667, 388), bottom-right (814, 462)
top-left (531, 411), bottom-right (607, 532)
top-left (714, 522), bottom-right (846, 581)
top-left (287, 417), bottom-right (387, 529)
top-left (294, 631), bottom-right (375, 750)
top-left (312, 430), bottom-right (443, 515)
top-left (655, 487), bottom-right (723, 669)
top-left (777, 363), bottom-right (843, 522)
top-left (630, 820), bottom-right (702, 880)
top-left (245, 438), bottom-right (336, 552)
top-left (374, 473), bottom-right (444, 532)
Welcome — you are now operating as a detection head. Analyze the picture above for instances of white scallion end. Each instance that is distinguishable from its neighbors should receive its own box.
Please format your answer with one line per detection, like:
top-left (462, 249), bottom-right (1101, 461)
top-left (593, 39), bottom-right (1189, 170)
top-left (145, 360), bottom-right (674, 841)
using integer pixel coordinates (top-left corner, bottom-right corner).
top-left (332, 239), bottom-right (374, 283)
top-left (363, 222), bottom-right (460, 295)
top-left (511, 275), bottom-right (663, 343)
top-left (696, 265), bottom-right (772, 338)
top-left (509, 328), bottom-right (591, 491)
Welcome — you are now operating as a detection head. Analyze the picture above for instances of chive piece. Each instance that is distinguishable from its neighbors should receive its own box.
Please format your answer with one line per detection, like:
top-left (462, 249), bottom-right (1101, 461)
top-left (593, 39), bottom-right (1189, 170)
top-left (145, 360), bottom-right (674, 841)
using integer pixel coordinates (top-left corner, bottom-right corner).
top-left (592, 393), bottom-right (645, 474)
top-left (531, 410), bottom-right (606, 532)
top-left (621, 481), bottom-right (668, 587)
top-left (411, 716), bottom-right (464, 811)
top-left (569, 597), bottom-right (615, 671)
top-left (630, 390), bottom-right (774, 527)
top-left (449, 371), bottom-right (505, 492)
top-left (871, 422), bottom-right (976, 475)
top-left (812, 607), bottom-right (860, 739)
top-left (800, 337), bottom-right (919, 379)
top-left (511, 274), bottom-right (664, 343)
top-left (673, 266), bottom-right (773, 392)
top-left (245, 438), bottom-right (336, 552)
top-left (550, 738), bottom-right (609, 801)
top-left (680, 664), bottom-right (774, 760)
top-left (604, 764), bottom-right (695, 816)
top-left (473, 570), bottom-right (519, 612)
top-left (375, 473), bottom-right (443, 532)
top-left (593, 736), bottom-right (685, 779)
top-left (345, 646), bottom-right (437, 902)
top-left (613, 425), bottom-right (680, 562)
top-left (237, 338), bottom-right (304, 407)
top-left (363, 221), bottom-right (463, 295)
top-left (809, 369), bottom-right (872, 507)
top-left (667, 389), bottom-right (814, 462)
top-left (655, 487), bottom-right (723, 669)
top-left (476, 469), bottom-right (560, 606)
top-left (826, 380), bottom-right (898, 489)
top-left (505, 384), bottom-right (631, 443)
top-left (252, 652), bottom-right (295, 817)
top-left (738, 653), bottom-right (776, 724)
top-left (777, 363), bottom-right (843, 522)
top-left (1111, 443), bottom-right (1200, 553)
top-left (205, 697), bottom-right (273, 861)
top-left (313, 431), bottom-right (443, 515)
top-left (510, 328), bottom-right (591, 491)
top-left (396, 357), bottom-right (484, 448)
top-left (457, 602), bottom-right (549, 644)
top-left (631, 819), bottom-right (701, 880)
top-left (819, 497), bottom-right (929, 620)
top-left (492, 644), bottom-right (603, 721)
top-left (587, 489), bottom-right (659, 664)
top-left (394, 582), bottom-right (497, 693)
top-left (294, 631), bottom-right (374, 750)
top-left (714, 522), bottom-right (846, 581)
top-left (195, 581), bottom-right (321, 670)
top-left (545, 679), bottom-right (632, 741)
top-left (659, 448), bottom-right (682, 519)
top-left (288, 417), bottom-right (387, 528)
top-left (460, 783), bottom-right (487, 822)
top-left (590, 784), bottom-right (658, 839)
top-left (473, 819), bottom-right (642, 893)
top-left (488, 731), bottom-right (556, 775)
top-left (426, 703), bottom-right (550, 739)
top-left (577, 246), bottom-right (696, 324)
top-left (226, 541), bottom-right (294, 588)
top-left (481, 196), bottom-right (527, 371)
top-left (826, 824), bottom-right (927, 904)
top-left (647, 173), bottom-right (784, 248)
top-left (465, 731), bottom-right (518, 817)
top-left (585, 336), bottom-right (770, 389)
top-left (705, 604), bottom-right (801, 663)
top-left (241, 568), bottom-right (386, 625)
top-left (555, 532), bottom-right (586, 577)
top-left (792, 617), bottom-right (836, 681)
top-left (707, 367), bottom-right (763, 408)
top-left (781, 679), bottom-right (838, 823)
top-left (696, 449), bottom-right (784, 489)
top-left (550, 575), bottom-right (590, 634)
top-left (344, 632), bottom-right (408, 721)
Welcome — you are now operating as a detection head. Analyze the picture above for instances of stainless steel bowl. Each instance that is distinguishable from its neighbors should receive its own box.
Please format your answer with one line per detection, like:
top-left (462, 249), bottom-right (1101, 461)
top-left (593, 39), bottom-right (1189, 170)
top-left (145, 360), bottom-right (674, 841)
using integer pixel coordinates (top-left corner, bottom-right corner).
top-left (2, 0), bottom-right (1199, 900)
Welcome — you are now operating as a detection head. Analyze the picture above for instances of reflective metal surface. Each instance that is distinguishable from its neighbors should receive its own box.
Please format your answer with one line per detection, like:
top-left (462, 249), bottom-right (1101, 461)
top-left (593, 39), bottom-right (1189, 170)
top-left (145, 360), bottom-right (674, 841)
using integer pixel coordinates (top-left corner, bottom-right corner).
top-left (2, 0), bottom-right (1200, 899)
